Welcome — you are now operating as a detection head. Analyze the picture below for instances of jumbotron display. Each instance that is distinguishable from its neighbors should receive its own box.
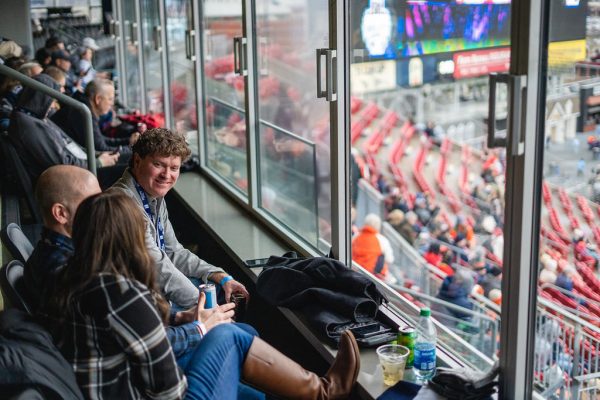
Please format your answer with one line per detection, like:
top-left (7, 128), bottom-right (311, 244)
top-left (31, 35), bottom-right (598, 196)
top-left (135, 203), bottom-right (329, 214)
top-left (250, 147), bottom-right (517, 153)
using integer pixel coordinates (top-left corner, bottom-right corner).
top-left (353, 0), bottom-right (511, 60)
top-left (402, 1), bottom-right (510, 56)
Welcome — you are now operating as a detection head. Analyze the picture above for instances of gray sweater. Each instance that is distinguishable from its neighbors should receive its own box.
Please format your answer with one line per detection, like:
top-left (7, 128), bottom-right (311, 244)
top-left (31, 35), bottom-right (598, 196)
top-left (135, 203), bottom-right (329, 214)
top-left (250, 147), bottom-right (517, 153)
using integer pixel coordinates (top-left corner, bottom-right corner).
top-left (111, 169), bottom-right (225, 307)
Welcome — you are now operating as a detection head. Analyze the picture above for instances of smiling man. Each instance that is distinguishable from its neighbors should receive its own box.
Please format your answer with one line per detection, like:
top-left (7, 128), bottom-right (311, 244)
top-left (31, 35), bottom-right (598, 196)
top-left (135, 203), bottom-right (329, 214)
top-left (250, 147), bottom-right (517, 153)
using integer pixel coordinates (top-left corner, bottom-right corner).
top-left (111, 128), bottom-right (248, 308)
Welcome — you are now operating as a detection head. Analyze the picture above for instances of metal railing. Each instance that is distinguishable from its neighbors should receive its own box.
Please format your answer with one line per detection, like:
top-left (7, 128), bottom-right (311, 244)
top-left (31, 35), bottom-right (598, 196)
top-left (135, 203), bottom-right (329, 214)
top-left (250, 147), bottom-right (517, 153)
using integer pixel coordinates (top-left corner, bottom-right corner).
top-left (540, 283), bottom-right (600, 324)
top-left (390, 284), bottom-right (500, 360)
top-left (536, 296), bottom-right (600, 399)
top-left (355, 178), bottom-right (385, 227)
top-left (0, 64), bottom-right (96, 174)
top-left (414, 236), bottom-right (502, 271)
top-left (382, 221), bottom-right (445, 296)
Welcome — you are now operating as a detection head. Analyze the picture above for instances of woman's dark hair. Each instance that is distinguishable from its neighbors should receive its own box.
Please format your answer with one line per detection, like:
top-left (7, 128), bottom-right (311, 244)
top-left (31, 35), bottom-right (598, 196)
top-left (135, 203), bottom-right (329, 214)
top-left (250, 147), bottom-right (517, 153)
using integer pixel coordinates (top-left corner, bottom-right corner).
top-left (48, 191), bottom-right (169, 322)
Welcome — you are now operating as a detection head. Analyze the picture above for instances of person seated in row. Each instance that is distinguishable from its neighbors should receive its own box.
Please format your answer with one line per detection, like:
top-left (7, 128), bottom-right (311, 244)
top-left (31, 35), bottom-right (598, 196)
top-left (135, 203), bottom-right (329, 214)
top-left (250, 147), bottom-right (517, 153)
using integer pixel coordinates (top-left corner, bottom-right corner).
top-left (25, 166), bottom-right (265, 398)
top-left (50, 49), bottom-right (80, 94)
top-left (77, 38), bottom-right (110, 89)
top-left (110, 128), bottom-right (247, 307)
top-left (42, 190), bottom-right (360, 399)
top-left (18, 61), bottom-right (43, 78)
top-left (0, 56), bottom-right (25, 130)
top-left (7, 74), bottom-right (123, 188)
top-left (52, 78), bottom-right (136, 164)
top-left (24, 165), bottom-right (101, 310)
top-left (352, 213), bottom-right (395, 283)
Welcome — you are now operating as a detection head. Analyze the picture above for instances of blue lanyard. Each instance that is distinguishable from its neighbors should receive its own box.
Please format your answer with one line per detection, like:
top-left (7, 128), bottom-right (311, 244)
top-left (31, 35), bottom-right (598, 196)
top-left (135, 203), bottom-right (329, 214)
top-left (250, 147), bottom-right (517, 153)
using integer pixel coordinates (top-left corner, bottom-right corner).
top-left (133, 180), bottom-right (165, 251)
top-left (44, 231), bottom-right (73, 252)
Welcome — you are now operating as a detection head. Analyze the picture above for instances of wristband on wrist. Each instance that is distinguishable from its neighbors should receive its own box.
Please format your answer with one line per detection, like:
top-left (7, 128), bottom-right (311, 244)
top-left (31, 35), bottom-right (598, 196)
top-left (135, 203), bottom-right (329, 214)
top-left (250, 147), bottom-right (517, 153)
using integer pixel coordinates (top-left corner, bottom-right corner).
top-left (193, 320), bottom-right (207, 336)
top-left (219, 275), bottom-right (233, 287)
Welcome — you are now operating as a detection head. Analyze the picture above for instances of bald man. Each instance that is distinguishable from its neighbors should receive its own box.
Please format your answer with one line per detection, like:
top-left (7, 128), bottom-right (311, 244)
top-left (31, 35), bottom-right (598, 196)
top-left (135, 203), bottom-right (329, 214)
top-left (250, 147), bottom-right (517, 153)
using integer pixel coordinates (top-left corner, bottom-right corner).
top-left (24, 165), bottom-right (101, 311)
top-left (25, 169), bottom-right (237, 362)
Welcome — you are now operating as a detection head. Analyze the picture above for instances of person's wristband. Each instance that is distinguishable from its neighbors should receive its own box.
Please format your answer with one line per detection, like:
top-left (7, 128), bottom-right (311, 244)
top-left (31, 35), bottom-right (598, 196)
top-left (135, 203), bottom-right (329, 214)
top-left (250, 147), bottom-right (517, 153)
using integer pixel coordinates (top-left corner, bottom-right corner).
top-left (193, 321), bottom-right (207, 336)
top-left (219, 275), bottom-right (233, 287)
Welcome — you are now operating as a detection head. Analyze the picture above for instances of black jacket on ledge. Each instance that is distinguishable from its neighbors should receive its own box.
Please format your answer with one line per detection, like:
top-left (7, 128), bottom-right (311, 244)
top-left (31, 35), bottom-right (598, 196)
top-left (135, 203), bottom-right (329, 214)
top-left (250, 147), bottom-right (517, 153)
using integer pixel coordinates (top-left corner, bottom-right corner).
top-left (0, 308), bottom-right (84, 399)
top-left (256, 256), bottom-right (387, 341)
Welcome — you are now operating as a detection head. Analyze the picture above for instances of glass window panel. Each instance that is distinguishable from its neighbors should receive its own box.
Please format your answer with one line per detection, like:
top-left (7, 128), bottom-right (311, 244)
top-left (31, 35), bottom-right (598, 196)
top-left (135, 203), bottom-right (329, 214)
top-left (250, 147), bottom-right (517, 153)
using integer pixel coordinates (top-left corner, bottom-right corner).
top-left (165, 0), bottom-right (199, 154)
top-left (123, 1), bottom-right (142, 110)
top-left (259, 123), bottom-right (319, 245)
top-left (141, 0), bottom-right (165, 119)
top-left (205, 98), bottom-right (248, 188)
top-left (350, 0), bottom-right (511, 372)
top-left (255, 1), bottom-right (331, 249)
top-left (532, 2), bottom-right (598, 399)
top-left (201, 1), bottom-right (248, 193)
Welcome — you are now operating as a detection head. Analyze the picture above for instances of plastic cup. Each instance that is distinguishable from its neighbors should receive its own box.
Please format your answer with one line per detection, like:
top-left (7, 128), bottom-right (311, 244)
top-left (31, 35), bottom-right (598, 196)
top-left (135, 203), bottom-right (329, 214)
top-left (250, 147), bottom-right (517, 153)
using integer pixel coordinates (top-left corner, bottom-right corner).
top-left (376, 344), bottom-right (409, 386)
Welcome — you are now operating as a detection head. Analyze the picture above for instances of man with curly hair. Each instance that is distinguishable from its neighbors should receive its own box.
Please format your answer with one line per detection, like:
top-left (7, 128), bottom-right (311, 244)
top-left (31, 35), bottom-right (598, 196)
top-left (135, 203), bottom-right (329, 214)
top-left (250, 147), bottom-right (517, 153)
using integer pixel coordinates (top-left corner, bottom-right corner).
top-left (111, 128), bottom-right (249, 308)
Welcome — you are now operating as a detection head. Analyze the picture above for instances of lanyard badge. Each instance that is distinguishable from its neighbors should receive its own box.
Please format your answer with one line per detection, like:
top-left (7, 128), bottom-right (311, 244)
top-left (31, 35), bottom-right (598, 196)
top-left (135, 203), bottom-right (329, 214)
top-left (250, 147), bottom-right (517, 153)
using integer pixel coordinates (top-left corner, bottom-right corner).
top-left (133, 180), bottom-right (165, 251)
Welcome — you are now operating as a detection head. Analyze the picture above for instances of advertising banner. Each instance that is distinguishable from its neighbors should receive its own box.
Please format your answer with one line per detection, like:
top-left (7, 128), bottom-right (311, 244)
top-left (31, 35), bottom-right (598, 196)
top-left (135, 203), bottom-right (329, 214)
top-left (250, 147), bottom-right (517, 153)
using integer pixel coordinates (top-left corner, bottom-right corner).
top-left (350, 60), bottom-right (397, 94)
top-left (453, 47), bottom-right (510, 79)
top-left (548, 40), bottom-right (587, 66)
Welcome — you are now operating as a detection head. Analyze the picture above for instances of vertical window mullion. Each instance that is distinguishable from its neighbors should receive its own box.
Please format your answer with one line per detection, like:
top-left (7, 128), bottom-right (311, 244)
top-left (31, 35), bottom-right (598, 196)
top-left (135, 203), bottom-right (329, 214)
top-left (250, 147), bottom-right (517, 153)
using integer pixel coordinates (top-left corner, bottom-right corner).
top-left (243, 0), bottom-right (259, 209)
top-left (158, 0), bottom-right (171, 130)
top-left (499, 0), bottom-right (546, 398)
top-left (330, 0), bottom-right (350, 264)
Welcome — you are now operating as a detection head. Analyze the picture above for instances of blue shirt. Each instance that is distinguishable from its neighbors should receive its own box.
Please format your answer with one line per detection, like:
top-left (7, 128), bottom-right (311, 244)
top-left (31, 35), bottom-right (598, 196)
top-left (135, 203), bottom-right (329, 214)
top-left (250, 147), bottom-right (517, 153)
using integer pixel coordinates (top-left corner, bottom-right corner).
top-left (166, 313), bottom-right (204, 358)
top-left (24, 228), bottom-right (74, 312)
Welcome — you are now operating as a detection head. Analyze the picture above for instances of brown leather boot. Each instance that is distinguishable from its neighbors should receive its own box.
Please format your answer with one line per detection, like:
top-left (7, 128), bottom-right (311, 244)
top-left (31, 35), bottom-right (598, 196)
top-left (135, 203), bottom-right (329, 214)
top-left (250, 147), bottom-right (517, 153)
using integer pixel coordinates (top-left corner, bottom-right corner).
top-left (242, 330), bottom-right (360, 400)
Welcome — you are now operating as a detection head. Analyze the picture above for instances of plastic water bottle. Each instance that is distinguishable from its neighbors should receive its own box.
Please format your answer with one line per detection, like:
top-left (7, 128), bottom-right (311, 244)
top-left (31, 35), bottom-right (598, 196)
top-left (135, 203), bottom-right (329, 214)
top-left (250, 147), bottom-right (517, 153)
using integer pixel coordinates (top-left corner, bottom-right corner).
top-left (414, 308), bottom-right (437, 380)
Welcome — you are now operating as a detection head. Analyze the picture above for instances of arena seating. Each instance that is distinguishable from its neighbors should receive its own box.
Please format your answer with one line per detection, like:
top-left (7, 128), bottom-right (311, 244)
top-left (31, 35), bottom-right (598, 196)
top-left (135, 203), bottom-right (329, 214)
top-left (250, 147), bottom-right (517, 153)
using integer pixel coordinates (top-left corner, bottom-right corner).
top-left (350, 99), bottom-right (600, 333)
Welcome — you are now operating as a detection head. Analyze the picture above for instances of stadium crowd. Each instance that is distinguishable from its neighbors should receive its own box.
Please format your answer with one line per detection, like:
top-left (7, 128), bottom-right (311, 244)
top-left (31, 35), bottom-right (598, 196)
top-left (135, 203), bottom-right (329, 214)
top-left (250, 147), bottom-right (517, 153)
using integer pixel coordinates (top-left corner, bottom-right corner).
top-left (0, 37), bottom-right (361, 399)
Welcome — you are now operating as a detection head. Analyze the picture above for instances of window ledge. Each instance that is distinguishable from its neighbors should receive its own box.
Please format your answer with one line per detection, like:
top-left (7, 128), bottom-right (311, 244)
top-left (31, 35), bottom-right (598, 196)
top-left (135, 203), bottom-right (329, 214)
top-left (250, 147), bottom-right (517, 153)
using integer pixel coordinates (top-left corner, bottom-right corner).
top-left (172, 172), bottom-right (428, 398)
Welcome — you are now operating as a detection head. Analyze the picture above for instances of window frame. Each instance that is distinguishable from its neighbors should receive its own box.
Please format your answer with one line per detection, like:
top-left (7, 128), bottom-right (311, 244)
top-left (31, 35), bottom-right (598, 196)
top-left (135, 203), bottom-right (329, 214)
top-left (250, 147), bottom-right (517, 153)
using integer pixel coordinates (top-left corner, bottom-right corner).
top-left (188, 2), bottom-right (551, 397)
top-left (498, 0), bottom-right (548, 397)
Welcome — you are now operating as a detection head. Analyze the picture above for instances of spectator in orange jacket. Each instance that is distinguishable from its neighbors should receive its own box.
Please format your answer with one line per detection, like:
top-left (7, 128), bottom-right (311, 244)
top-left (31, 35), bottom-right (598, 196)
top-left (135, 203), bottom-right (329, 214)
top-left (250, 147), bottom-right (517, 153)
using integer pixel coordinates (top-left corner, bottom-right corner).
top-left (423, 243), bottom-right (443, 267)
top-left (352, 214), bottom-right (395, 283)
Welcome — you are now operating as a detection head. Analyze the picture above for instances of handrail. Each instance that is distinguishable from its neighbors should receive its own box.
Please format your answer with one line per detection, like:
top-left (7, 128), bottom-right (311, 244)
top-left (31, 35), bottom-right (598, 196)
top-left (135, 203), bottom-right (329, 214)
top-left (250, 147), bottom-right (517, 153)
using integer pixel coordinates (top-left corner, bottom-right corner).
top-left (355, 264), bottom-right (495, 369)
top-left (390, 282), bottom-right (499, 359)
top-left (0, 64), bottom-right (96, 175)
top-left (471, 292), bottom-right (501, 314)
top-left (539, 283), bottom-right (600, 324)
top-left (390, 284), bottom-right (498, 323)
top-left (538, 296), bottom-right (600, 334)
top-left (541, 282), bottom-right (600, 309)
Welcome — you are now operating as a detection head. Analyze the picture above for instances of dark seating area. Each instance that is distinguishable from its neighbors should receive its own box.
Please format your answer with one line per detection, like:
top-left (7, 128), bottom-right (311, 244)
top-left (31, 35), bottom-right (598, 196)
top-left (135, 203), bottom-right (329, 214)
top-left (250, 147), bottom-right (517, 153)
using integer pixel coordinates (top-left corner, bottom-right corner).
top-left (0, 260), bottom-right (31, 313)
top-left (0, 223), bottom-right (34, 264)
top-left (31, 10), bottom-right (114, 72)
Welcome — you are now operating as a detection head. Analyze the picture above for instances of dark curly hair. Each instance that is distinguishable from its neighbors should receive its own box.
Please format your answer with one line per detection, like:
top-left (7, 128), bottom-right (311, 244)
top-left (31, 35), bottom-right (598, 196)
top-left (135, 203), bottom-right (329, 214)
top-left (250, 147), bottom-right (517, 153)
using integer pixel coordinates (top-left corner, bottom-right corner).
top-left (130, 128), bottom-right (191, 167)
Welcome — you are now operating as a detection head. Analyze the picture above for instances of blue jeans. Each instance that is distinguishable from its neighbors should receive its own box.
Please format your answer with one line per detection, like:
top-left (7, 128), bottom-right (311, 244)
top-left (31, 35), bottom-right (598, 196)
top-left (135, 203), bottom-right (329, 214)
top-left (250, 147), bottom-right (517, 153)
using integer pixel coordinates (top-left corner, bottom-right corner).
top-left (177, 323), bottom-right (264, 400)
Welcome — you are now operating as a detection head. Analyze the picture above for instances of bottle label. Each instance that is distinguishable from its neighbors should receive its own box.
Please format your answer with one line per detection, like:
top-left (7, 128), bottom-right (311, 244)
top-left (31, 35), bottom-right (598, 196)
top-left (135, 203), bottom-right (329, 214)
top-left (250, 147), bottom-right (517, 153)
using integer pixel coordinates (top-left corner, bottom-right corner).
top-left (414, 342), bottom-right (436, 371)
